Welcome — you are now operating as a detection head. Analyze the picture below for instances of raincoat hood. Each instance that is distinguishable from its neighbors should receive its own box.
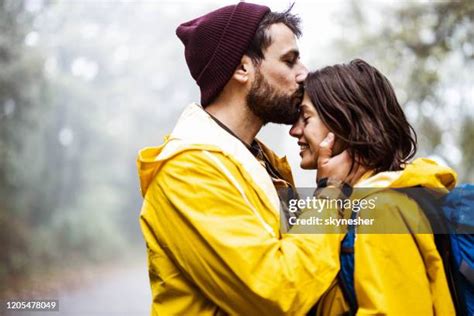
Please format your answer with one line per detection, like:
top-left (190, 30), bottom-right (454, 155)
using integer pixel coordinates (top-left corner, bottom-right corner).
top-left (356, 157), bottom-right (457, 192)
top-left (137, 142), bottom-right (168, 197)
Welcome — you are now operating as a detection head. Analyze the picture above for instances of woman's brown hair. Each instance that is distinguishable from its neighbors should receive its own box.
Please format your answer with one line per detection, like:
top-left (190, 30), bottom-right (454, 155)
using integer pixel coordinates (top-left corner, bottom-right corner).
top-left (305, 59), bottom-right (417, 173)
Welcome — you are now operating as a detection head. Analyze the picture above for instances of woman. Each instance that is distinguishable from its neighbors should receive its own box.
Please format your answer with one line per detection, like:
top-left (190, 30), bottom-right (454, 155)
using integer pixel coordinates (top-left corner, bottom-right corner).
top-left (290, 59), bottom-right (457, 315)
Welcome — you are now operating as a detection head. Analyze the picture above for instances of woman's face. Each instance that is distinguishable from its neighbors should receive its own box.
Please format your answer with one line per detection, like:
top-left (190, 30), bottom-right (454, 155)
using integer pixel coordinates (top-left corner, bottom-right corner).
top-left (289, 92), bottom-right (330, 169)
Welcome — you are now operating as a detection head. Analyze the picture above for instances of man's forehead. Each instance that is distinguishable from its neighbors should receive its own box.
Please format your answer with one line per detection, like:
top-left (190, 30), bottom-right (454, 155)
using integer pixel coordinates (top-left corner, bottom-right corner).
top-left (264, 23), bottom-right (299, 56)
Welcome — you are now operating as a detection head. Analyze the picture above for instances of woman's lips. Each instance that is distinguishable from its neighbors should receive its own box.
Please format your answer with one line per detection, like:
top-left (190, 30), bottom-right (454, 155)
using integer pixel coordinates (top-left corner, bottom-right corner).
top-left (298, 142), bottom-right (309, 157)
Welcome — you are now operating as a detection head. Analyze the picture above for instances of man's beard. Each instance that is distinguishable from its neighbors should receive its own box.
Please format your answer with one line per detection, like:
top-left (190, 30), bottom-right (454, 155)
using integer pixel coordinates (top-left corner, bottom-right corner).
top-left (246, 71), bottom-right (304, 125)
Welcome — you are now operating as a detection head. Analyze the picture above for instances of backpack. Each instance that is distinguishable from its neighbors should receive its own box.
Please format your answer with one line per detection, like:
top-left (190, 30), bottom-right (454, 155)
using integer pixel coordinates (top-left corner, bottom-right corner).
top-left (339, 184), bottom-right (474, 316)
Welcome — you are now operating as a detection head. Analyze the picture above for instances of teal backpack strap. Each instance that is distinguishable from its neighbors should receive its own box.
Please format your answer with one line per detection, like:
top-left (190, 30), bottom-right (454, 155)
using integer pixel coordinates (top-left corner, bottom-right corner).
top-left (339, 210), bottom-right (358, 315)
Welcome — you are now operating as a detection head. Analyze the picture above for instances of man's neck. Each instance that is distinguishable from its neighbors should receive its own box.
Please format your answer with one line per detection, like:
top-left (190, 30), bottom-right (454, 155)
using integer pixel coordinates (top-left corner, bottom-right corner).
top-left (205, 100), bottom-right (262, 146)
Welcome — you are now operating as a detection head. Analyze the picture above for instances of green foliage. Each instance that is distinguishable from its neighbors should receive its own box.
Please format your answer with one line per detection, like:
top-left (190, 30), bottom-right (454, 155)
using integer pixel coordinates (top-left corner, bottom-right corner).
top-left (0, 0), bottom-right (130, 290)
top-left (333, 0), bottom-right (474, 182)
top-left (1, 0), bottom-right (50, 214)
top-left (460, 117), bottom-right (474, 177)
top-left (0, 0), bottom-right (216, 293)
top-left (2, 0), bottom-right (470, 295)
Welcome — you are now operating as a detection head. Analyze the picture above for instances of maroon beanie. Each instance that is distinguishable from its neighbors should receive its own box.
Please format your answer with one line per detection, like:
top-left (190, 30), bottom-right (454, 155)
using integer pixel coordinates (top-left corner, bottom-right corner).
top-left (176, 2), bottom-right (270, 106)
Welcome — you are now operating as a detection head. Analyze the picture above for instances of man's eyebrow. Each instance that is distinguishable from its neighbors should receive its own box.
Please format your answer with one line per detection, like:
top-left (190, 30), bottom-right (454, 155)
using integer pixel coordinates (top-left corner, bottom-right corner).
top-left (280, 49), bottom-right (300, 60)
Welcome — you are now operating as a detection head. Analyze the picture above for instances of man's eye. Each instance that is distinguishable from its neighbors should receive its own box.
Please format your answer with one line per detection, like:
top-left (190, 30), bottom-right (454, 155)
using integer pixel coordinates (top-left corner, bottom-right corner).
top-left (303, 116), bottom-right (310, 123)
top-left (285, 59), bottom-right (296, 67)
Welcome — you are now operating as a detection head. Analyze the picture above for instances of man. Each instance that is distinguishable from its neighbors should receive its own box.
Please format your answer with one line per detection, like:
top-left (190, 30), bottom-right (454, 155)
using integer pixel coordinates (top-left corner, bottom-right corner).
top-left (138, 3), bottom-right (359, 315)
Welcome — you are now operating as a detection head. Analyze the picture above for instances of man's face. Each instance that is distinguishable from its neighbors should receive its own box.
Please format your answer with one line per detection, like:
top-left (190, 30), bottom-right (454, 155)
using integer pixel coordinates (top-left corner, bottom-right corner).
top-left (246, 23), bottom-right (308, 125)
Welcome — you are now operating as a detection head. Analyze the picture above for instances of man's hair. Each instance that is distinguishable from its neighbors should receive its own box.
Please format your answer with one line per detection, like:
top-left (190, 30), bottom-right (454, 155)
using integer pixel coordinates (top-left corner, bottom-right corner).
top-left (305, 59), bottom-right (417, 173)
top-left (245, 4), bottom-right (301, 64)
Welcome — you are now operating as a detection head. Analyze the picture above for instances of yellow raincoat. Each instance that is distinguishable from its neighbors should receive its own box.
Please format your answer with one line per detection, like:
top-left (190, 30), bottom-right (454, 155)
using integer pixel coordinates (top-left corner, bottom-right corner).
top-left (315, 158), bottom-right (458, 316)
top-left (138, 104), bottom-right (343, 315)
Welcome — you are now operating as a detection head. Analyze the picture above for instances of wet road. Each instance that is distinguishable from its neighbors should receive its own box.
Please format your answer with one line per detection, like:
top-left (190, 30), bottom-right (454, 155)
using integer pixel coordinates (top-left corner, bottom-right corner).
top-left (3, 262), bottom-right (151, 316)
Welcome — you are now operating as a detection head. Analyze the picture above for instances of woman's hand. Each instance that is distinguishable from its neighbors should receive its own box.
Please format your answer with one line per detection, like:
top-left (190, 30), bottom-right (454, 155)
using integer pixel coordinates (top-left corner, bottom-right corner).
top-left (316, 133), bottom-right (368, 186)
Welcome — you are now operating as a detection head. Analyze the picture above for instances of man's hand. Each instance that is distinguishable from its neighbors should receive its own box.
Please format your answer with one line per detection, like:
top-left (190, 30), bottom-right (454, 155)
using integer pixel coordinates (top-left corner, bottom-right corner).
top-left (316, 133), bottom-right (368, 186)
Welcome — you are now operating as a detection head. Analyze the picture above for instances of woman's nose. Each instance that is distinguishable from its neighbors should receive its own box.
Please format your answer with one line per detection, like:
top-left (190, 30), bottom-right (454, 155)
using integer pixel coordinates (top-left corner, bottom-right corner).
top-left (289, 119), bottom-right (303, 138)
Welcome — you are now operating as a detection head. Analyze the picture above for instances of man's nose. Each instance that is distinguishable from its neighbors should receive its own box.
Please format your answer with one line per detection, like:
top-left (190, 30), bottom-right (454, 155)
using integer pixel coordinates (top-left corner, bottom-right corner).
top-left (296, 62), bottom-right (308, 83)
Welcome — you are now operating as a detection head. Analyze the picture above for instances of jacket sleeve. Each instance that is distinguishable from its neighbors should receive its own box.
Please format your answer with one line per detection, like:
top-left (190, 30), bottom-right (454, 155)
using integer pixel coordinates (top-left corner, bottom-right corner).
top-left (142, 150), bottom-right (343, 315)
top-left (353, 191), bottom-right (455, 315)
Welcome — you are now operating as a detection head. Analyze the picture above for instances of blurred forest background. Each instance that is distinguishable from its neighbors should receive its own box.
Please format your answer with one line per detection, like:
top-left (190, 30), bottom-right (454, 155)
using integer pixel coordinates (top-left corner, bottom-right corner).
top-left (0, 0), bottom-right (472, 311)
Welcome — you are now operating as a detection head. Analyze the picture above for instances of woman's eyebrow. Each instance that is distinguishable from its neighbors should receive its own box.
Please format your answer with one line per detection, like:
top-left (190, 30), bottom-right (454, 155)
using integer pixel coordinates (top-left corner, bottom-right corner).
top-left (299, 103), bottom-right (309, 112)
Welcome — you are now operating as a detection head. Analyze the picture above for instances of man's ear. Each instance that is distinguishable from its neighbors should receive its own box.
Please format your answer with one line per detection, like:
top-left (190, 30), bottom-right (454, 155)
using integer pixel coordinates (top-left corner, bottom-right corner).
top-left (233, 55), bottom-right (254, 83)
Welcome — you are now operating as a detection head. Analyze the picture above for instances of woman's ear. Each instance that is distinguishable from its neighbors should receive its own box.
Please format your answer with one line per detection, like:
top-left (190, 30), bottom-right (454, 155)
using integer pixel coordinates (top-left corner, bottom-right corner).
top-left (233, 55), bottom-right (254, 83)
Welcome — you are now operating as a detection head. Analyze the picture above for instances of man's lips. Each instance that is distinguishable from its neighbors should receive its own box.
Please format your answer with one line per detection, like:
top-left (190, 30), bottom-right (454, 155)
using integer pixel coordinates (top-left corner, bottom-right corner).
top-left (290, 86), bottom-right (304, 106)
top-left (292, 92), bottom-right (304, 106)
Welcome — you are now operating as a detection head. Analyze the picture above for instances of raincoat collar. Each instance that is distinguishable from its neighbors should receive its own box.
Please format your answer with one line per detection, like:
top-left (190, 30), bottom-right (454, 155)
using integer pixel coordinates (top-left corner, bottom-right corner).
top-left (138, 103), bottom-right (289, 213)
